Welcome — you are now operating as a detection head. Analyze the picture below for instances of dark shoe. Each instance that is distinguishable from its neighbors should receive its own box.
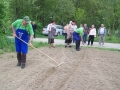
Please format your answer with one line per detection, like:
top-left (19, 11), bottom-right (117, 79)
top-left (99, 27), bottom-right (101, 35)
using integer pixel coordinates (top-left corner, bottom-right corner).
top-left (21, 64), bottom-right (25, 69)
top-left (17, 62), bottom-right (21, 66)
top-left (76, 48), bottom-right (80, 51)
top-left (65, 45), bottom-right (67, 48)
top-left (69, 45), bottom-right (72, 48)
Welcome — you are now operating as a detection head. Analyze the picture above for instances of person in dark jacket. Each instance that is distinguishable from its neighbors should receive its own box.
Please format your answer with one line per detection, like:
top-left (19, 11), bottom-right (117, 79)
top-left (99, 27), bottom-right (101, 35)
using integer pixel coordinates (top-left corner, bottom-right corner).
top-left (32, 21), bottom-right (37, 38)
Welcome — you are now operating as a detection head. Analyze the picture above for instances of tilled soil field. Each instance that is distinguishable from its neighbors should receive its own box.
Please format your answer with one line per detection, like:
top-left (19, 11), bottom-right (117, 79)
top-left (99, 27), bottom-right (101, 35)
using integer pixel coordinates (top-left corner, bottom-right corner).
top-left (0, 47), bottom-right (120, 90)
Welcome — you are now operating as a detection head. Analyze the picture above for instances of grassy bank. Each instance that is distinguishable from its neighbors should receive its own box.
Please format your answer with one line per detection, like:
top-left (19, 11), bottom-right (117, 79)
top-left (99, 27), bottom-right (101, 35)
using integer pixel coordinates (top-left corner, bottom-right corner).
top-left (36, 34), bottom-right (120, 43)
top-left (0, 38), bottom-right (48, 54)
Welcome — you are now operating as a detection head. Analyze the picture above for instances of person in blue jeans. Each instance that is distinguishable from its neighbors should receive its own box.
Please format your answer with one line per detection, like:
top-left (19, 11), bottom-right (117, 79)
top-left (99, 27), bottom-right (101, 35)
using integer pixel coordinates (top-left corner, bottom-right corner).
top-left (11, 16), bottom-right (34, 69)
top-left (83, 24), bottom-right (89, 44)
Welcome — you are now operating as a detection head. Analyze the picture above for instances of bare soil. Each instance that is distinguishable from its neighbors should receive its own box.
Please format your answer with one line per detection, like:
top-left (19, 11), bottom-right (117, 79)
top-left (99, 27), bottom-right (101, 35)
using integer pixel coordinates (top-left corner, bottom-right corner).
top-left (0, 47), bottom-right (120, 90)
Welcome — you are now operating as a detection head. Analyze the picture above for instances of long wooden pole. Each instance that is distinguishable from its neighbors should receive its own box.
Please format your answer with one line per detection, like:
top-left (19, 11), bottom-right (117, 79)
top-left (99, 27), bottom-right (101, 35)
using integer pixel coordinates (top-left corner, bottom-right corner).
top-left (15, 36), bottom-right (63, 66)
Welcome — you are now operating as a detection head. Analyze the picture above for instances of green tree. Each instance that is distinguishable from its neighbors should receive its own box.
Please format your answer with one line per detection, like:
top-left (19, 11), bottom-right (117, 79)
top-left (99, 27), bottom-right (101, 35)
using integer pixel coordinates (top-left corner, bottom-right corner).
top-left (74, 8), bottom-right (86, 25)
top-left (54, 0), bottom-right (75, 25)
top-left (0, 1), bottom-right (6, 49)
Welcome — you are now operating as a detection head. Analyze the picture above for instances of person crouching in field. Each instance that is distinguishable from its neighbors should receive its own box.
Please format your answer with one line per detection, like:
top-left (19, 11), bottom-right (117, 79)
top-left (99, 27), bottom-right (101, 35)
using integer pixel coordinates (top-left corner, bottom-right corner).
top-left (73, 24), bottom-right (84, 51)
top-left (88, 25), bottom-right (96, 46)
top-left (11, 16), bottom-right (34, 69)
top-left (65, 20), bottom-right (75, 48)
top-left (47, 20), bottom-right (56, 48)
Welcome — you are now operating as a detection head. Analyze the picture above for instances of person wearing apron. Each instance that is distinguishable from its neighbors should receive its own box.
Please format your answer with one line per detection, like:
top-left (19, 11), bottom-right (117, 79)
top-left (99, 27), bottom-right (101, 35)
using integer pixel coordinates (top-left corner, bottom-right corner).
top-left (47, 20), bottom-right (56, 48)
top-left (11, 16), bottom-right (34, 69)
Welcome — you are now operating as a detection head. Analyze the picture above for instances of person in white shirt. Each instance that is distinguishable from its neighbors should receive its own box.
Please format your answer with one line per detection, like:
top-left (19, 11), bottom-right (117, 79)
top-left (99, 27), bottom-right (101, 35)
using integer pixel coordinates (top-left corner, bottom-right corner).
top-left (88, 25), bottom-right (96, 46)
top-left (98, 24), bottom-right (106, 46)
top-left (73, 21), bottom-right (77, 43)
top-left (47, 20), bottom-right (56, 48)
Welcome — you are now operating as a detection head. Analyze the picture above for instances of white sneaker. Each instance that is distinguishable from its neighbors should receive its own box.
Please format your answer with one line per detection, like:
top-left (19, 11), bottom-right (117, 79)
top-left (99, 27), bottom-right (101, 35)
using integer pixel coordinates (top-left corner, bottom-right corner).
top-left (102, 45), bottom-right (104, 47)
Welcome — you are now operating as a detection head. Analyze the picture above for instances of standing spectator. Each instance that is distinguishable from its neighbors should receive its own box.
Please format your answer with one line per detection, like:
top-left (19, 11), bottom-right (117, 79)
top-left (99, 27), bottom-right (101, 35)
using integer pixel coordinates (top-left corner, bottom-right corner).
top-left (65, 20), bottom-right (75, 48)
top-left (73, 21), bottom-right (77, 43)
top-left (98, 24), bottom-right (106, 46)
top-left (73, 24), bottom-right (84, 51)
top-left (32, 21), bottom-right (37, 38)
top-left (47, 20), bottom-right (56, 48)
top-left (83, 24), bottom-right (89, 44)
top-left (88, 25), bottom-right (96, 46)
top-left (11, 16), bottom-right (34, 69)
top-left (64, 23), bottom-right (68, 42)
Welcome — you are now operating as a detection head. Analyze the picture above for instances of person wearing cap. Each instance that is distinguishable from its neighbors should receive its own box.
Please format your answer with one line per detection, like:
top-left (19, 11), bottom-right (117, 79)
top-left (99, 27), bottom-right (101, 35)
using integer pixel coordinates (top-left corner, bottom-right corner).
top-left (11, 16), bottom-right (34, 69)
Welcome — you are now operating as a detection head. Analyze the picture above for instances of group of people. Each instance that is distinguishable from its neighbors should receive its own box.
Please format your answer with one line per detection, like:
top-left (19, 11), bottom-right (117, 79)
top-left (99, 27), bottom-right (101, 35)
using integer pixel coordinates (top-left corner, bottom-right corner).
top-left (63, 21), bottom-right (107, 50)
top-left (11, 16), bottom-right (106, 69)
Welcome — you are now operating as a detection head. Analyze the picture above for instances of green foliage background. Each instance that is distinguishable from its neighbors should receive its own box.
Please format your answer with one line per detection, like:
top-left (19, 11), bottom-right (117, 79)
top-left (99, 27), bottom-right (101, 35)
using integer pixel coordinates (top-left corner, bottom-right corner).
top-left (0, 0), bottom-right (120, 53)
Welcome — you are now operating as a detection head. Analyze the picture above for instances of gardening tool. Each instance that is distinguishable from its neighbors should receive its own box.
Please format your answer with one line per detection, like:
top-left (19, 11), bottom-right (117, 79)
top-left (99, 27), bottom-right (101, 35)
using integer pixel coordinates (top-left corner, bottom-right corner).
top-left (15, 36), bottom-right (63, 67)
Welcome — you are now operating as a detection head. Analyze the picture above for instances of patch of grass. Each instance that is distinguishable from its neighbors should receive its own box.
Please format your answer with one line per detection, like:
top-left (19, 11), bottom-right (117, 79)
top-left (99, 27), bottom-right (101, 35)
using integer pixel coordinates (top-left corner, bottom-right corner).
top-left (37, 33), bottom-right (120, 43)
top-left (0, 37), bottom-right (48, 54)
top-left (55, 35), bottom-right (65, 39)
top-left (0, 50), bottom-right (4, 54)
top-left (29, 41), bottom-right (48, 49)
top-left (94, 35), bottom-right (120, 43)
top-left (85, 46), bottom-right (120, 52)
top-left (36, 33), bottom-right (65, 40)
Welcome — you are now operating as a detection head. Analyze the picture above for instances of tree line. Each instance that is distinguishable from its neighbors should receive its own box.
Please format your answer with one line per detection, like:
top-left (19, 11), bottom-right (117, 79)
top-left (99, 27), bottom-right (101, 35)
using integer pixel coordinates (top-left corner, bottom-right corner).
top-left (1, 0), bottom-right (120, 36)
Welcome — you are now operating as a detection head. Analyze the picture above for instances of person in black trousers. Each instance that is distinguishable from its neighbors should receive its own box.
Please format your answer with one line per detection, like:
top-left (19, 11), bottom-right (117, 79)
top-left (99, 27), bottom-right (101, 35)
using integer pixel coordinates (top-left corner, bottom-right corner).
top-left (73, 24), bottom-right (84, 51)
top-left (31, 21), bottom-right (37, 38)
top-left (64, 23), bottom-right (68, 42)
top-left (88, 25), bottom-right (96, 46)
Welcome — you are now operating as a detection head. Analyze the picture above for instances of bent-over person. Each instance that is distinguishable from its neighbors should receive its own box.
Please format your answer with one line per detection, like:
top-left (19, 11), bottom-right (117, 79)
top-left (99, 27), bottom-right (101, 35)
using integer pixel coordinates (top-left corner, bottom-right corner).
top-left (11, 16), bottom-right (34, 69)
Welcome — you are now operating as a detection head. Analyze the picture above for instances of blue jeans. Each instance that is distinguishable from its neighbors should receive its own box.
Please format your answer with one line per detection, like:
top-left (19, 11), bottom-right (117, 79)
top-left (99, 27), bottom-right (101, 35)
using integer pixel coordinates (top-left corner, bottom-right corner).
top-left (83, 34), bottom-right (88, 43)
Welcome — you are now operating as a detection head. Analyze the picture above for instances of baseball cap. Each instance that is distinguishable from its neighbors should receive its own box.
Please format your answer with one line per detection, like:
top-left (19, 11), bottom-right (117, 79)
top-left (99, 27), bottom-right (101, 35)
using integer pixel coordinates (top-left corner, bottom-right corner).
top-left (23, 16), bottom-right (30, 23)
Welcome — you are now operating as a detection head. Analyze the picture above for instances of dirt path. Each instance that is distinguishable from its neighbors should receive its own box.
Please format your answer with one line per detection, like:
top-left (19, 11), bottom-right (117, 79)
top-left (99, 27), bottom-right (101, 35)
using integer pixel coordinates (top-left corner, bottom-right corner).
top-left (0, 47), bottom-right (120, 90)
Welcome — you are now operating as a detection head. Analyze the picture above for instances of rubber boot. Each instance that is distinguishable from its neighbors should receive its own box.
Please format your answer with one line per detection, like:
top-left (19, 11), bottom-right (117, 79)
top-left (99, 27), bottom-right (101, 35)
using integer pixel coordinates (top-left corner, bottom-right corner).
top-left (21, 54), bottom-right (26, 69)
top-left (17, 52), bottom-right (21, 66)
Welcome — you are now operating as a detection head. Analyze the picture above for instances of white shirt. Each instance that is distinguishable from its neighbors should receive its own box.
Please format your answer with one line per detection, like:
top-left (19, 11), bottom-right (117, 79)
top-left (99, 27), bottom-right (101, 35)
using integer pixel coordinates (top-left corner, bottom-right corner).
top-left (64, 25), bottom-right (68, 33)
top-left (89, 28), bottom-right (96, 35)
top-left (74, 25), bottom-right (77, 31)
top-left (100, 28), bottom-right (104, 34)
top-left (47, 24), bottom-right (56, 31)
